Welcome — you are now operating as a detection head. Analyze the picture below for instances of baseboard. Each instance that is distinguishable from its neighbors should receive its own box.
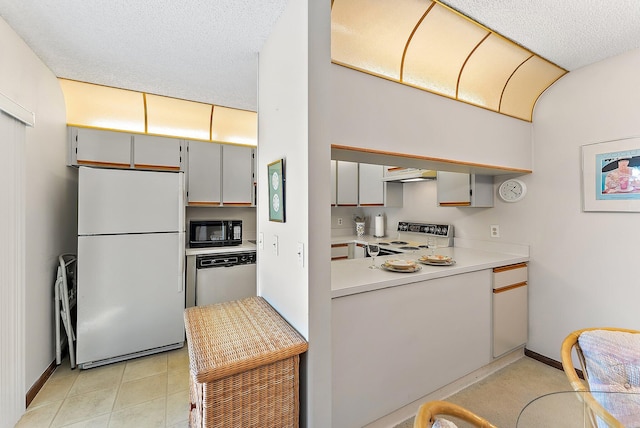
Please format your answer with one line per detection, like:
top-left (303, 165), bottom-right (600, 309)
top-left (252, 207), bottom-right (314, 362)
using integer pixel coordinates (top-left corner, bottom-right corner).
top-left (26, 359), bottom-right (56, 408)
top-left (524, 347), bottom-right (583, 379)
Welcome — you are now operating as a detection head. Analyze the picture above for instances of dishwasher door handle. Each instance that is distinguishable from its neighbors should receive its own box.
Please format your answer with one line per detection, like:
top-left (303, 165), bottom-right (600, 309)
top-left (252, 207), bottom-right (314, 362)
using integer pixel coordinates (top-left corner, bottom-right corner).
top-left (199, 257), bottom-right (238, 268)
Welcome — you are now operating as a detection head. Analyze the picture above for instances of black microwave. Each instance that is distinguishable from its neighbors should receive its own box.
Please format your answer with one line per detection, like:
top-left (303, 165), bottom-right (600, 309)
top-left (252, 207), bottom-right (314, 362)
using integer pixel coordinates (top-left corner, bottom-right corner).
top-left (189, 220), bottom-right (242, 247)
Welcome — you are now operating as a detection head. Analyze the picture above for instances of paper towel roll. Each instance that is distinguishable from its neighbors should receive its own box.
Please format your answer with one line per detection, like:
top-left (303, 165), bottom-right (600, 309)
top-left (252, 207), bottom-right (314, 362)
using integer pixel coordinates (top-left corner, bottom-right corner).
top-left (374, 215), bottom-right (385, 237)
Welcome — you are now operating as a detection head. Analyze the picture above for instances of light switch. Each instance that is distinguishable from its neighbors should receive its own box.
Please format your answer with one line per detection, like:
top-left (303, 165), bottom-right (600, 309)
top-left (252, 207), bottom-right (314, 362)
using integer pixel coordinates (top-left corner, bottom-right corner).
top-left (297, 242), bottom-right (304, 267)
top-left (273, 235), bottom-right (279, 255)
top-left (259, 232), bottom-right (264, 249)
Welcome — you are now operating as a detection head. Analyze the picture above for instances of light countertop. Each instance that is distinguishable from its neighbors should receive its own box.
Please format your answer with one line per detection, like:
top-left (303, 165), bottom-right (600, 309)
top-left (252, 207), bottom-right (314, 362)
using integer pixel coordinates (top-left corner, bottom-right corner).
top-left (331, 243), bottom-right (528, 298)
top-left (185, 240), bottom-right (257, 256)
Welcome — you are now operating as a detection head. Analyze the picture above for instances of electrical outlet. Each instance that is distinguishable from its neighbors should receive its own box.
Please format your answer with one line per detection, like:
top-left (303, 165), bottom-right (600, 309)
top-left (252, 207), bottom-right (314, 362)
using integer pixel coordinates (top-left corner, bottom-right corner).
top-left (490, 225), bottom-right (500, 238)
top-left (337, 218), bottom-right (343, 226)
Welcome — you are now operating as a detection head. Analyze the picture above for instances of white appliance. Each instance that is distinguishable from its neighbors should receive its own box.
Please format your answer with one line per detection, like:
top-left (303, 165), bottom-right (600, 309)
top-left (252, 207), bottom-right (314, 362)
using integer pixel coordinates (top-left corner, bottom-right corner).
top-left (370, 221), bottom-right (455, 255)
top-left (195, 250), bottom-right (256, 306)
top-left (76, 166), bottom-right (185, 369)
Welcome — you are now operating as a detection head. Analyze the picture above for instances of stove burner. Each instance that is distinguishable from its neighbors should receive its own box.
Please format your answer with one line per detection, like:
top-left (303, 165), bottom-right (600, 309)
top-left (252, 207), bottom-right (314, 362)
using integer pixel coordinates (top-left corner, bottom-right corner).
top-left (399, 246), bottom-right (420, 251)
top-left (378, 242), bottom-right (391, 246)
top-left (390, 241), bottom-right (408, 245)
top-left (418, 245), bottom-right (430, 249)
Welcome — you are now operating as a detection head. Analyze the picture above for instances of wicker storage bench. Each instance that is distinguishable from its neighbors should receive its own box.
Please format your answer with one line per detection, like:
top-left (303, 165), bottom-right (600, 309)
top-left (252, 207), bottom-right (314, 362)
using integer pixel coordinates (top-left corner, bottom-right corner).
top-left (184, 296), bottom-right (308, 428)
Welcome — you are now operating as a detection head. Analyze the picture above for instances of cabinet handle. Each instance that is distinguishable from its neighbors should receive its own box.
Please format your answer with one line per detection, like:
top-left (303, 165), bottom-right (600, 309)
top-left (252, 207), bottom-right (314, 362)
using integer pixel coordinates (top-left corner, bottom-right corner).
top-left (493, 262), bottom-right (528, 273)
top-left (493, 282), bottom-right (527, 293)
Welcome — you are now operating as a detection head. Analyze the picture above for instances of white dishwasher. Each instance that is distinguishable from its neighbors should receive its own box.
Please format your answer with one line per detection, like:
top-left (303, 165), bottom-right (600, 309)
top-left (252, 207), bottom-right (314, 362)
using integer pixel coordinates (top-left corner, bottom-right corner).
top-left (195, 250), bottom-right (257, 306)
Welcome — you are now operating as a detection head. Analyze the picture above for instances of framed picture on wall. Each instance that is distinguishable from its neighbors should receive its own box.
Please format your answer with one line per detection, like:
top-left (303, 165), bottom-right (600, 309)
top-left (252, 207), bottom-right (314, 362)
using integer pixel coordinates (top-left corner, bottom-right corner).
top-left (268, 158), bottom-right (286, 222)
top-left (582, 137), bottom-right (640, 212)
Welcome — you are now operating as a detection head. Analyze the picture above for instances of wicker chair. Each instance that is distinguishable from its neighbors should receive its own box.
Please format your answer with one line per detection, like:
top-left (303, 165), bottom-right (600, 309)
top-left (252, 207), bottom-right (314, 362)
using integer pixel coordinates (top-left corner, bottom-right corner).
top-left (561, 327), bottom-right (640, 428)
top-left (413, 400), bottom-right (497, 428)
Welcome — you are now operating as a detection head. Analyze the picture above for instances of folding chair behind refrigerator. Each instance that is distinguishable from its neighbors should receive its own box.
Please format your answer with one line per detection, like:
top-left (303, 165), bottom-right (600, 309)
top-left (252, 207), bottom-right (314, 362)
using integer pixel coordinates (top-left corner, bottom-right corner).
top-left (54, 253), bottom-right (77, 368)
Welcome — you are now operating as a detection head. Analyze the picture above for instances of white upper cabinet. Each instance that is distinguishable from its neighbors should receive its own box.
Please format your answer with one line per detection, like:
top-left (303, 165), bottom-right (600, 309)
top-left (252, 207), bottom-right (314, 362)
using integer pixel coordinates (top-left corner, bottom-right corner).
top-left (133, 134), bottom-right (182, 171)
top-left (221, 144), bottom-right (254, 206)
top-left (358, 163), bottom-right (384, 206)
top-left (331, 160), bottom-right (337, 206)
top-left (437, 171), bottom-right (494, 207)
top-left (187, 141), bottom-right (221, 206)
top-left (330, 161), bottom-right (403, 207)
top-left (70, 127), bottom-right (131, 168)
top-left (336, 161), bottom-right (359, 206)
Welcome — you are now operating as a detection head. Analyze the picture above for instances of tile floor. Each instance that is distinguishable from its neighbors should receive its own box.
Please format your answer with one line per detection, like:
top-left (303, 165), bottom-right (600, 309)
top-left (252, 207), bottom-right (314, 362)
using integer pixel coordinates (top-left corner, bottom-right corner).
top-left (16, 346), bottom-right (190, 428)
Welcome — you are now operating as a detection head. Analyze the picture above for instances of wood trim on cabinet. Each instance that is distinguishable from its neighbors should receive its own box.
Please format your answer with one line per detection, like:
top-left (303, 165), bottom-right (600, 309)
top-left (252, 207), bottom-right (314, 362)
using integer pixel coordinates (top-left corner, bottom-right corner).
top-left (331, 256), bottom-right (349, 260)
top-left (337, 204), bottom-right (358, 207)
top-left (26, 359), bottom-right (56, 408)
top-left (359, 203), bottom-right (384, 207)
top-left (331, 243), bottom-right (348, 248)
top-left (77, 159), bottom-right (130, 169)
top-left (493, 262), bottom-right (528, 273)
top-left (331, 144), bottom-right (533, 174)
top-left (133, 164), bottom-right (180, 171)
top-left (222, 202), bottom-right (252, 206)
top-left (188, 201), bottom-right (221, 207)
top-left (493, 282), bottom-right (527, 294)
top-left (439, 202), bottom-right (471, 207)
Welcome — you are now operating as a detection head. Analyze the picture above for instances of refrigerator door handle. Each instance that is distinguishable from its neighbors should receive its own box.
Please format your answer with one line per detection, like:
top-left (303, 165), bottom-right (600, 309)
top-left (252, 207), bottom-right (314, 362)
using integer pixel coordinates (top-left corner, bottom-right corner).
top-left (178, 232), bottom-right (185, 293)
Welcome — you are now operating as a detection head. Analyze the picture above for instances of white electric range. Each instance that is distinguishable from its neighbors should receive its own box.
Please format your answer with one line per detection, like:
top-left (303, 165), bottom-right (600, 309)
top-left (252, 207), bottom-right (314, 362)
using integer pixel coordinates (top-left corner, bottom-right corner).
top-left (373, 221), bottom-right (454, 255)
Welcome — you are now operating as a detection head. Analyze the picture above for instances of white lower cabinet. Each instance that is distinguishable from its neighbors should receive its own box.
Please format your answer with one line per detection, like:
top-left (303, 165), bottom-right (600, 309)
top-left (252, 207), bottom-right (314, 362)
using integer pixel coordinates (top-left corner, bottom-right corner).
top-left (332, 269), bottom-right (491, 428)
top-left (492, 263), bottom-right (528, 358)
top-left (331, 243), bottom-right (349, 261)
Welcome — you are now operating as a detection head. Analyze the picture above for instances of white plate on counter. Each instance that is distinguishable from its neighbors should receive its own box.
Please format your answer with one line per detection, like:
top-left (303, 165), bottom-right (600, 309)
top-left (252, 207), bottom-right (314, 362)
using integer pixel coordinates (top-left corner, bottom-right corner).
top-left (380, 262), bottom-right (422, 273)
top-left (417, 259), bottom-right (456, 266)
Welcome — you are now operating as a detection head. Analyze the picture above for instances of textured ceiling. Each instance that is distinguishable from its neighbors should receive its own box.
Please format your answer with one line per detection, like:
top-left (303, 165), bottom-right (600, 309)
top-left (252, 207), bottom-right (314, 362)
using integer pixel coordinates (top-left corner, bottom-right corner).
top-left (2, 1), bottom-right (640, 112)
top-left (441, 0), bottom-right (640, 71)
top-left (0, 0), bottom-right (287, 112)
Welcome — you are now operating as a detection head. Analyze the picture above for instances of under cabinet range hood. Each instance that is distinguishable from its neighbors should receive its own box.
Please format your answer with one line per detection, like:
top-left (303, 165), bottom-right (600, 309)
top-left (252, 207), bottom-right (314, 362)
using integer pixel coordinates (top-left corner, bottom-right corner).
top-left (381, 168), bottom-right (437, 183)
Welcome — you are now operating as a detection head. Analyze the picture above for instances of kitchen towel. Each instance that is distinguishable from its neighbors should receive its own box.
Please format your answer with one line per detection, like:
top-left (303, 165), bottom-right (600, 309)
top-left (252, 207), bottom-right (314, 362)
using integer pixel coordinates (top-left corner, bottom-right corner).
top-left (374, 215), bottom-right (385, 237)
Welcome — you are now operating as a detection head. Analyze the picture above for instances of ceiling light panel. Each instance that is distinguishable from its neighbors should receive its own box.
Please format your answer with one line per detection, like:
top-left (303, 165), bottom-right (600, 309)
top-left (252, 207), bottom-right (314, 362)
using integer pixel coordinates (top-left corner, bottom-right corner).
top-left (331, 0), bottom-right (568, 122)
top-left (211, 106), bottom-right (258, 146)
top-left (402, 3), bottom-right (488, 98)
top-left (457, 33), bottom-right (532, 110)
top-left (331, 0), bottom-right (430, 80)
top-left (59, 79), bottom-right (145, 133)
top-left (500, 56), bottom-right (567, 121)
top-left (145, 94), bottom-right (211, 141)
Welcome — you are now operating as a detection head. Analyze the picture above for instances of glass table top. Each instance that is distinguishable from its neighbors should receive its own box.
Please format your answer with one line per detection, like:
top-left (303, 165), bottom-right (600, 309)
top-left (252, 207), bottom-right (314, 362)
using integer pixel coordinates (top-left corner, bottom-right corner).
top-left (516, 391), bottom-right (640, 428)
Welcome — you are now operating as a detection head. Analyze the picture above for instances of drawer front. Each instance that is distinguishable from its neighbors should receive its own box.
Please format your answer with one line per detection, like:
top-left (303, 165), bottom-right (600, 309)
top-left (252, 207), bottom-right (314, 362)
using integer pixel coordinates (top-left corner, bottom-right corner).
top-left (331, 243), bottom-right (349, 260)
top-left (493, 263), bottom-right (527, 290)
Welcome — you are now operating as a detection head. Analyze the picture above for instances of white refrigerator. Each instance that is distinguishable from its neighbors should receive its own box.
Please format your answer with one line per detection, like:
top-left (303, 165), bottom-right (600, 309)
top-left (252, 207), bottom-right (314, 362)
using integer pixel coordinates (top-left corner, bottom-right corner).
top-left (76, 166), bottom-right (185, 369)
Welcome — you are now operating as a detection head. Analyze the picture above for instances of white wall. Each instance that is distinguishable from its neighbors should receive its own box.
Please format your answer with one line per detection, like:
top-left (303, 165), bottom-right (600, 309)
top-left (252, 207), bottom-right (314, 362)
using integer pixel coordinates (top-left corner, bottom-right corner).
top-left (258, 0), bottom-right (332, 426)
top-left (526, 48), bottom-right (640, 359)
top-left (330, 48), bottom-right (640, 366)
top-left (0, 17), bottom-right (76, 405)
top-left (331, 65), bottom-right (533, 171)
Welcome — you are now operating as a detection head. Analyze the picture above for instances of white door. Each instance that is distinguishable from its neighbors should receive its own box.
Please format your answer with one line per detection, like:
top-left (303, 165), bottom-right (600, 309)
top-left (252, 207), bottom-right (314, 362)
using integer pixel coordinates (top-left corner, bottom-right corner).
top-left (187, 141), bottom-right (222, 206)
top-left (76, 232), bottom-right (185, 365)
top-left (74, 128), bottom-right (132, 168)
top-left (358, 163), bottom-right (384, 206)
top-left (133, 134), bottom-right (182, 170)
top-left (337, 161), bottom-right (358, 206)
top-left (78, 167), bottom-right (183, 235)
top-left (222, 144), bottom-right (253, 205)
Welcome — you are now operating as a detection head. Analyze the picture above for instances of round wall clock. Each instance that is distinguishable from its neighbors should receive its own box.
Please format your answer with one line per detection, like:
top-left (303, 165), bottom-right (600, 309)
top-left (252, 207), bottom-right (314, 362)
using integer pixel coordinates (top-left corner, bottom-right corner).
top-left (498, 179), bottom-right (527, 202)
